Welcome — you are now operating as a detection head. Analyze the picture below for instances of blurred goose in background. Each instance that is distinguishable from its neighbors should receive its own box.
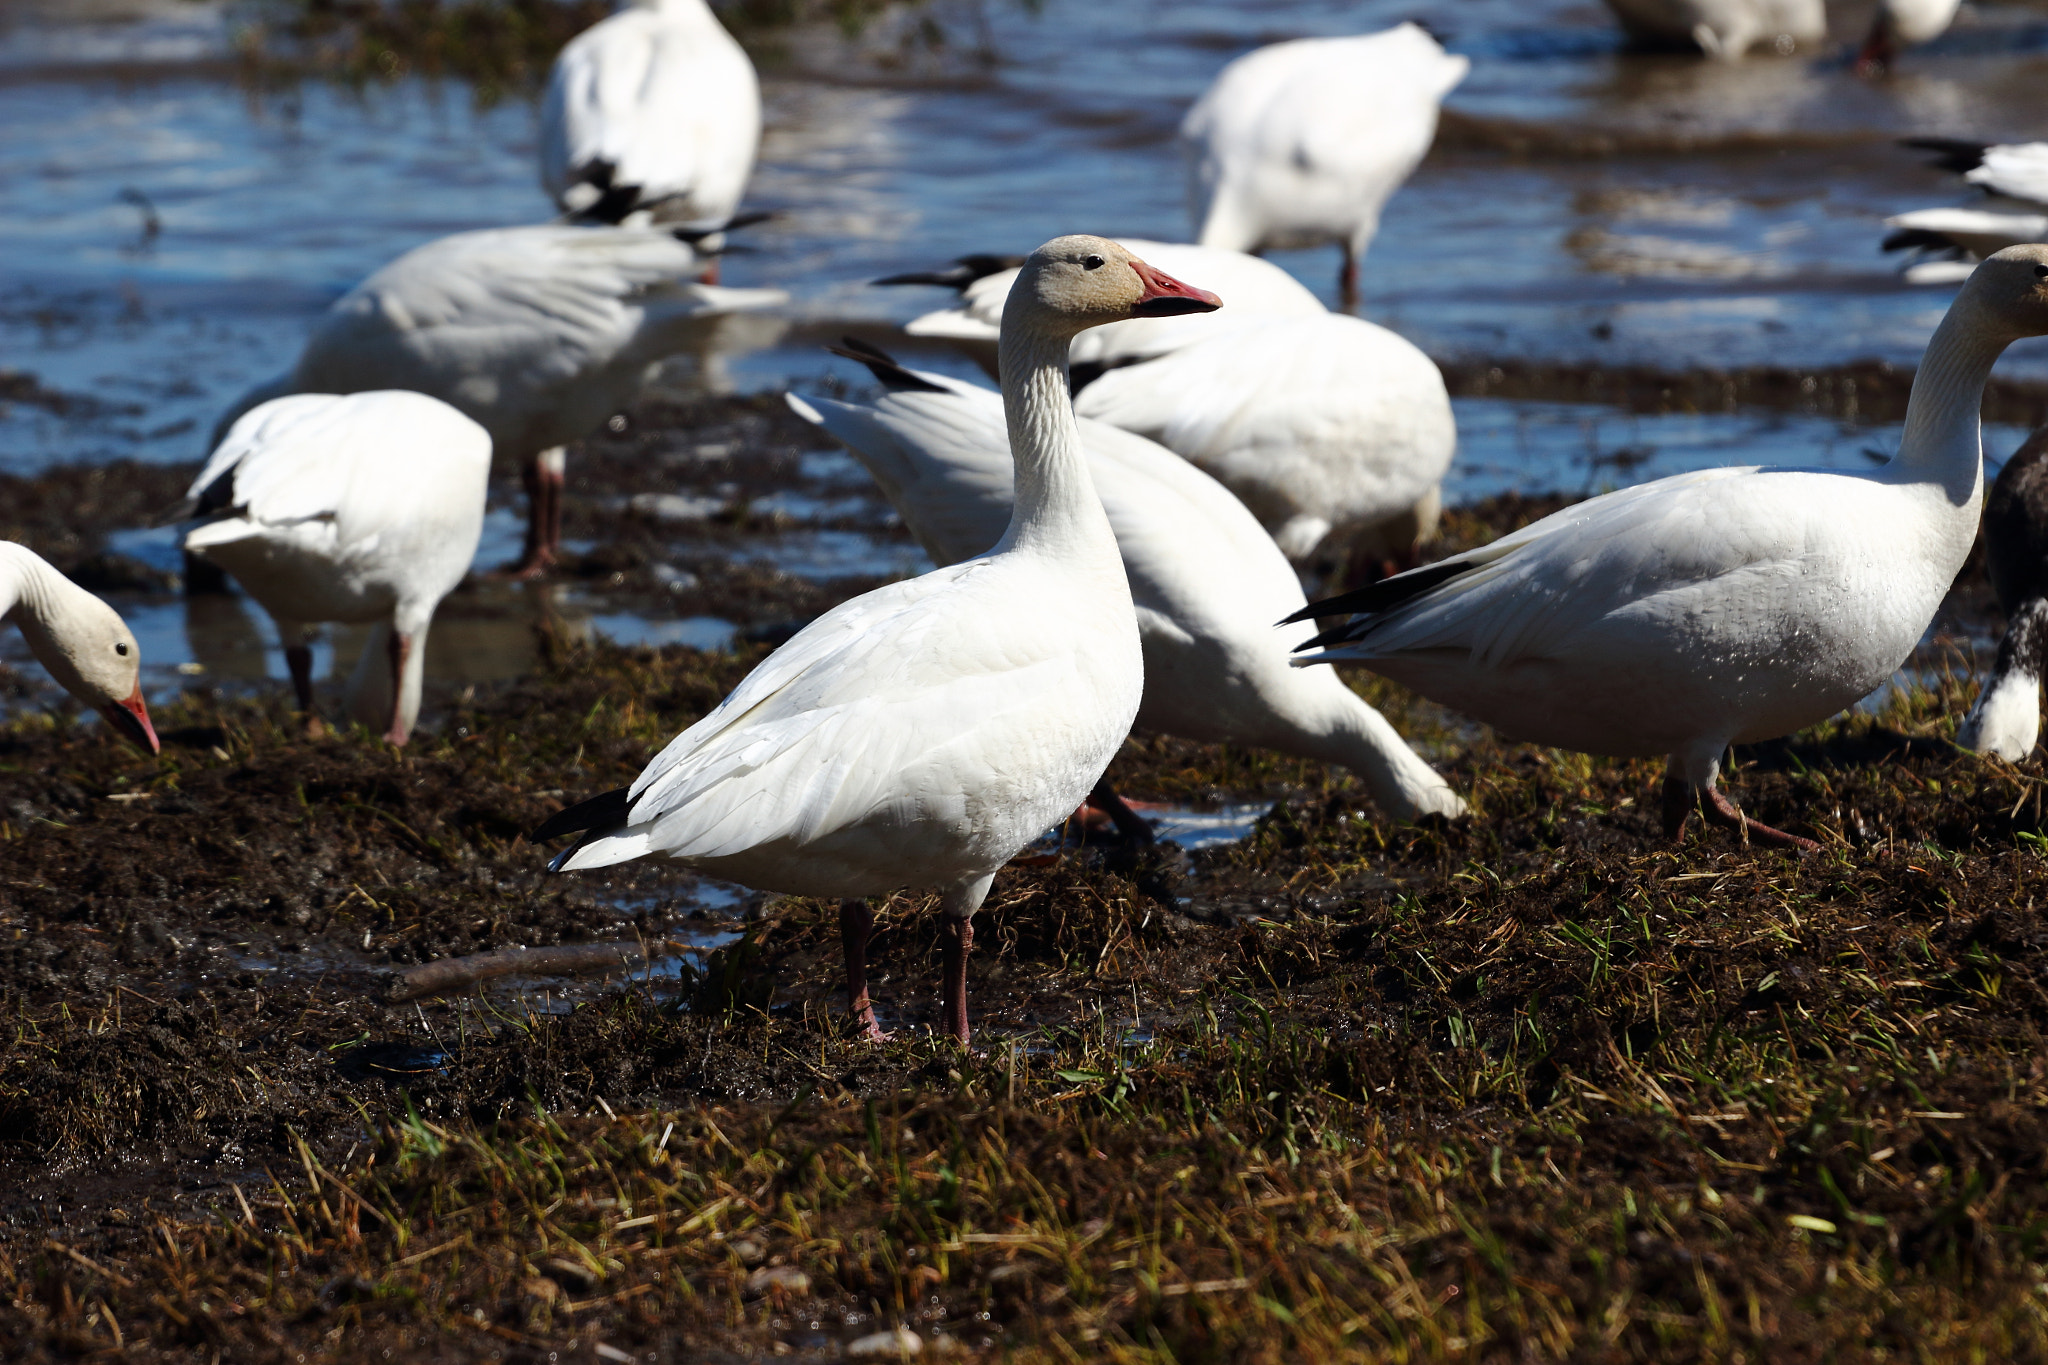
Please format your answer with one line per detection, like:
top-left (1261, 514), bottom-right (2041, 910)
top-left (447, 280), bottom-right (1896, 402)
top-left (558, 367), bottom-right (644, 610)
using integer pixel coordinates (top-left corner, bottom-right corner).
top-left (1957, 427), bottom-right (2048, 761)
top-left (533, 237), bottom-right (1219, 1046)
top-left (1073, 313), bottom-right (1457, 581)
top-left (1290, 245), bottom-right (2048, 849)
top-left (877, 240), bottom-right (1322, 382)
top-left (789, 338), bottom-right (1465, 826)
top-left (1181, 23), bottom-right (1468, 307)
top-left (540, 0), bottom-right (761, 258)
top-left (1600, 0), bottom-right (1826, 57)
top-left (1857, 0), bottom-right (1964, 73)
top-left (1885, 139), bottom-right (2048, 284)
top-left (0, 542), bottom-right (157, 755)
top-left (213, 225), bottom-right (785, 577)
top-left (176, 391), bottom-right (491, 746)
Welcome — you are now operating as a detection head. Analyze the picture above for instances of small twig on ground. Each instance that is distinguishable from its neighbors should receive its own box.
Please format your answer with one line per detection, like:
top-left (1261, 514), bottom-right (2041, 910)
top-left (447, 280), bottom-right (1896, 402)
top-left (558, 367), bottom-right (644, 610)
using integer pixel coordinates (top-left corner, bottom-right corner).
top-left (386, 940), bottom-right (690, 1001)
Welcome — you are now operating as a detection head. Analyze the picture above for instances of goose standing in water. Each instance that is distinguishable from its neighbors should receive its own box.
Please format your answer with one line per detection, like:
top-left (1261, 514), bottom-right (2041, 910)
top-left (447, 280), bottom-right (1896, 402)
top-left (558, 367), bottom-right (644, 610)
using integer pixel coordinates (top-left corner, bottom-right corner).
top-left (534, 237), bottom-right (1219, 1045)
top-left (1857, 0), bottom-right (1964, 73)
top-left (1600, 0), bottom-right (1825, 57)
top-left (1181, 24), bottom-right (1468, 308)
top-left (877, 240), bottom-right (1322, 382)
top-left (541, 0), bottom-right (761, 254)
top-left (212, 225), bottom-right (785, 576)
top-left (1885, 140), bottom-right (2048, 284)
top-left (1290, 245), bottom-right (2048, 849)
top-left (788, 338), bottom-right (1465, 828)
top-left (175, 392), bottom-right (491, 746)
top-left (1957, 428), bottom-right (2048, 761)
top-left (0, 543), bottom-right (158, 754)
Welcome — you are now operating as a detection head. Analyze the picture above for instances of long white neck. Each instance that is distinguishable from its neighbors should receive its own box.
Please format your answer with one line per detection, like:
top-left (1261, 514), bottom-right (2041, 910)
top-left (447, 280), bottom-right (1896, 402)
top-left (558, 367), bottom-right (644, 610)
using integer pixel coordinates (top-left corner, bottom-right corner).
top-left (1287, 675), bottom-right (1464, 821)
top-left (992, 322), bottom-right (1118, 561)
top-left (0, 542), bottom-right (63, 631)
top-left (1889, 293), bottom-right (2010, 506)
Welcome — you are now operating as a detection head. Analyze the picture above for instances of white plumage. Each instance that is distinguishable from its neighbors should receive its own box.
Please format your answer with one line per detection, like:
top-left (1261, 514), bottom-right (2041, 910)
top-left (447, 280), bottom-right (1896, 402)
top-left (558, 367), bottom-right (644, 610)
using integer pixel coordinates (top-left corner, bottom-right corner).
top-left (1073, 313), bottom-right (1457, 575)
top-left (889, 239), bottom-right (1323, 379)
top-left (1601, 0), bottom-right (1826, 57)
top-left (787, 345), bottom-right (1464, 823)
top-left (214, 224), bottom-right (785, 575)
top-left (540, 0), bottom-right (761, 233)
top-left (0, 542), bottom-right (157, 754)
top-left (1858, 0), bottom-right (1964, 69)
top-left (180, 391), bottom-right (491, 745)
top-left (1295, 245), bottom-right (2048, 848)
top-left (537, 237), bottom-right (1223, 1044)
top-left (1181, 24), bottom-right (1468, 304)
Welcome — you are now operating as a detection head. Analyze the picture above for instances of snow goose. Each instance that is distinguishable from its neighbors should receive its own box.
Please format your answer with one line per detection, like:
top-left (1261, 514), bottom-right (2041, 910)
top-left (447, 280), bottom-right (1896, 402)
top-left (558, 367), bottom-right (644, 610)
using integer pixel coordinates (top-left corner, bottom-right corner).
top-left (540, 0), bottom-right (761, 250)
top-left (877, 240), bottom-right (1322, 383)
top-left (1289, 244), bottom-right (2048, 849)
top-left (1956, 428), bottom-right (2048, 761)
top-left (788, 338), bottom-right (1465, 825)
top-left (1600, 0), bottom-right (1826, 57)
top-left (1181, 24), bottom-right (1468, 307)
top-left (213, 225), bottom-right (785, 576)
top-left (1885, 140), bottom-right (2048, 284)
top-left (0, 542), bottom-right (158, 754)
top-left (1857, 0), bottom-right (1964, 72)
top-left (1072, 313), bottom-right (1457, 580)
top-left (532, 237), bottom-right (1219, 1045)
top-left (176, 391), bottom-right (491, 746)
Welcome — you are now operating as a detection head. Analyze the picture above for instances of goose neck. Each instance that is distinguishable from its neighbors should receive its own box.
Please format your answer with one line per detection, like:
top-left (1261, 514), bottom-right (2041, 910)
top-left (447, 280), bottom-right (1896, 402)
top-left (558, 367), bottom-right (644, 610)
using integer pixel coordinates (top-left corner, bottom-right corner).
top-left (995, 323), bottom-right (1109, 556)
top-left (1892, 295), bottom-right (2011, 502)
top-left (0, 543), bottom-right (57, 626)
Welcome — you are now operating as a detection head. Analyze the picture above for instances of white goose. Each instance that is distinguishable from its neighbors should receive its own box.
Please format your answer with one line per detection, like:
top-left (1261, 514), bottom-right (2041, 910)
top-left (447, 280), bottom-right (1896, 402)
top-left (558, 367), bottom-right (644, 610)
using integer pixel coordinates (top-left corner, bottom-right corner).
top-left (788, 338), bottom-right (1465, 825)
top-left (1181, 24), bottom-right (1468, 307)
top-left (214, 225), bottom-right (785, 576)
top-left (1073, 312), bottom-right (1457, 578)
top-left (533, 237), bottom-right (1219, 1045)
top-left (540, 0), bottom-right (761, 246)
top-left (1885, 140), bottom-right (2048, 284)
top-left (1290, 245), bottom-right (2048, 849)
top-left (878, 239), bottom-right (1323, 382)
top-left (176, 391), bottom-right (491, 746)
top-left (1600, 0), bottom-right (1826, 57)
top-left (1857, 0), bottom-right (1964, 72)
top-left (0, 542), bottom-right (158, 754)
top-left (1957, 428), bottom-right (2048, 760)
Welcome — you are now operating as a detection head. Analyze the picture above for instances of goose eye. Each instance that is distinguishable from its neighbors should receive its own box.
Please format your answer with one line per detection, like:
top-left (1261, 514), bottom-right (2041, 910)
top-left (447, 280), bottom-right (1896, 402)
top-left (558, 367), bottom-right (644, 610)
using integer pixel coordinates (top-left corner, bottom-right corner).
top-left (115, 642), bottom-right (130, 657)
top-left (1083, 255), bottom-right (1105, 270)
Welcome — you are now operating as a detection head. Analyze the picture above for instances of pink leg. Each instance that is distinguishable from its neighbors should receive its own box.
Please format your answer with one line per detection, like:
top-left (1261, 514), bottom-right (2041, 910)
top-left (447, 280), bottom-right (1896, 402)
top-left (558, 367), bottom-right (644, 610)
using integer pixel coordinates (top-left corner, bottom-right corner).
top-left (939, 916), bottom-right (973, 1047)
top-left (840, 899), bottom-right (890, 1042)
top-left (383, 630), bottom-right (413, 746)
top-left (284, 641), bottom-right (325, 738)
top-left (510, 450), bottom-right (565, 579)
top-left (1081, 777), bottom-right (1154, 844)
top-left (699, 258), bottom-right (721, 286)
top-left (1663, 775), bottom-right (1817, 851)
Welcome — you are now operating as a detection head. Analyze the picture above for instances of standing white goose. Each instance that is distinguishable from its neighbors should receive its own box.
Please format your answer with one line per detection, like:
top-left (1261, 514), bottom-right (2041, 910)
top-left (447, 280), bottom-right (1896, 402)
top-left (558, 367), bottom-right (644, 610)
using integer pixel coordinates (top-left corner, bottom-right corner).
top-left (787, 339), bottom-right (1465, 824)
top-left (878, 240), bottom-right (1323, 381)
top-left (1289, 245), bottom-right (2048, 848)
top-left (533, 237), bottom-right (1220, 1045)
top-left (213, 225), bottom-right (785, 576)
top-left (540, 0), bottom-right (761, 246)
top-left (1181, 24), bottom-right (1468, 308)
top-left (1600, 0), bottom-right (1826, 57)
top-left (1857, 0), bottom-right (1964, 72)
top-left (1885, 140), bottom-right (2048, 284)
top-left (1073, 312), bottom-right (1457, 580)
top-left (0, 543), bottom-right (158, 754)
top-left (1957, 428), bottom-right (2048, 761)
top-left (175, 391), bottom-right (491, 746)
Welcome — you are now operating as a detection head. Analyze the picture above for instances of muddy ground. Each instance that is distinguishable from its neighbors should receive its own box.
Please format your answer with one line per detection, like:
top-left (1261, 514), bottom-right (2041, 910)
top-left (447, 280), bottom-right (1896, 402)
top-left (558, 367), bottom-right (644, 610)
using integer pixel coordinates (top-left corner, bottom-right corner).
top-left (2, 381), bottom-right (2048, 1363)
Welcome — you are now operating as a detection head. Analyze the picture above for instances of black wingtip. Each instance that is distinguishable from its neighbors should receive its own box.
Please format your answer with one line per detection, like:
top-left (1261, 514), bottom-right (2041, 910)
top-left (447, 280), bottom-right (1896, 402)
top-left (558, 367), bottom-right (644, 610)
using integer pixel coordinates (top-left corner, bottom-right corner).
top-left (1900, 136), bottom-right (1991, 174)
top-left (1882, 227), bottom-right (1961, 255)
top-left (1279, 559), bottom-right (1476, 629)
top-left (530, 786), bottom-right (632, 845)
top-left (671, 210), bottom-right (775, 245)
top-left (871, 253), bottom-right (1026, 292)
top-left (824, 336), bottom-right (951, 394)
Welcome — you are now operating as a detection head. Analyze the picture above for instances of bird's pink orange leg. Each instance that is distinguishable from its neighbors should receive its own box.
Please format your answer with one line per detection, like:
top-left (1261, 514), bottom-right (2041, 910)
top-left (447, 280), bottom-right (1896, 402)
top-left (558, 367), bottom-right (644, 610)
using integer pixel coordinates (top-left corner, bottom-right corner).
top-left (839, 899), bottom-right (890, 1043)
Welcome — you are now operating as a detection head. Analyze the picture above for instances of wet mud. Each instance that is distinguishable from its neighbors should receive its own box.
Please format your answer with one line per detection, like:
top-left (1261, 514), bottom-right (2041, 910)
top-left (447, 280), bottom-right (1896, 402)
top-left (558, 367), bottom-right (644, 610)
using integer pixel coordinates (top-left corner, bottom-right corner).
top-left (2, 385), bottom-right (2047, 1360)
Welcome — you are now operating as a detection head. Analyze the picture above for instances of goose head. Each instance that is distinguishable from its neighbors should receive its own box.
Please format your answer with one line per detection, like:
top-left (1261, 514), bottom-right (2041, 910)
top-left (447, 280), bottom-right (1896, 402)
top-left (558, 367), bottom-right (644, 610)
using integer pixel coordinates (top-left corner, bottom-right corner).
top-left (15, 582), bottom-right (159, 756)
top-left (1963, 244), bottom-right (2048, 341)
top-left (1008, 236), bottom-right (1222, 339)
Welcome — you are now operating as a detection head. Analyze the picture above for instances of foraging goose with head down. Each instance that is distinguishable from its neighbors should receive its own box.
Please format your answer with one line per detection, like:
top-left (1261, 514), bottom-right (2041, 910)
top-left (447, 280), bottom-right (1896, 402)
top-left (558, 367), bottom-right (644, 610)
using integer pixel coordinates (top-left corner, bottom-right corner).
top-left (176, 391), bottom-right (491, 746)
top-left (788, 338), bottom-right (1464, 828)
top-left (1181, 23), bottom-right (1467, 308)
top-left (1600, 0), bottom-right (1826, 57)
top-left (1956, 427), bottom-right (2048, 761)
top-left (533, 236), bottom-right (1219, 1046)
top-left (213, 224), bottom-right (785, 578)
top-left (1291, 245), bottom-right (2048, 849)
top-left (0, 542), bottom-right (158, 755)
